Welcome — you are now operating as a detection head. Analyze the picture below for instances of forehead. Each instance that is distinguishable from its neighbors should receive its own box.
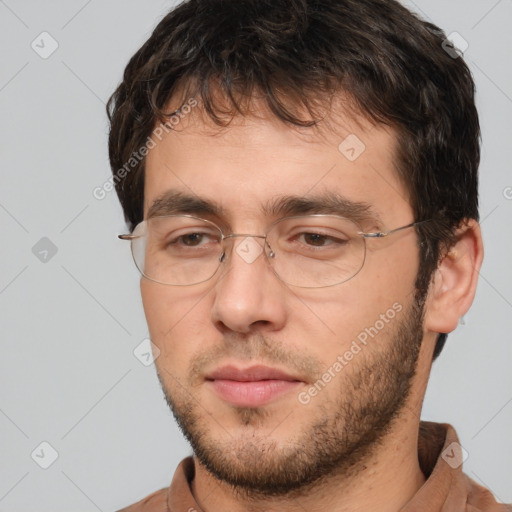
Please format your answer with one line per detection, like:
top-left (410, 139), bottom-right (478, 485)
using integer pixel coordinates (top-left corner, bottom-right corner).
top-left (143, 97), bottom-right (412, 226)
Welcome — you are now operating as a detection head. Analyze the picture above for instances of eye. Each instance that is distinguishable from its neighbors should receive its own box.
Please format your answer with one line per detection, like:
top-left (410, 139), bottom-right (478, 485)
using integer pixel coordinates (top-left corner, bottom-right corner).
top-left (295, 231), bottom-right (349, 248)
top-left (176, 233), bottom-right (209, 246)
top-left (299, 233), bottom-right (342, 247)
top-left (169, 231), bottom-right (219, 247)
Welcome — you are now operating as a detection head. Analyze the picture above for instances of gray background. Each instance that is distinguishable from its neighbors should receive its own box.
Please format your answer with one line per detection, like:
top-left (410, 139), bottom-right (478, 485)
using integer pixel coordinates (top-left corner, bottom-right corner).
top-left (0, 0), bottom-right (510, 510)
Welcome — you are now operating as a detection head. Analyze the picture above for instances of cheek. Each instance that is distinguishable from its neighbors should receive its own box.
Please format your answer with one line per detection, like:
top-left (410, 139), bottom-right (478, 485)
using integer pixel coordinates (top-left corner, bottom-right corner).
top-left (299, 248), bottom-right (417, 352)
top-left (141, 280), bottom-right (213, 369)
top-left (141, 280), bottom-right (210, 329)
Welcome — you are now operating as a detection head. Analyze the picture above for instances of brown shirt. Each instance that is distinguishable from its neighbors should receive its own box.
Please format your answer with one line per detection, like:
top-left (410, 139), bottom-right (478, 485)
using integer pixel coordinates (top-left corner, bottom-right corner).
top-left (117, 421), bottom-right (511, 512)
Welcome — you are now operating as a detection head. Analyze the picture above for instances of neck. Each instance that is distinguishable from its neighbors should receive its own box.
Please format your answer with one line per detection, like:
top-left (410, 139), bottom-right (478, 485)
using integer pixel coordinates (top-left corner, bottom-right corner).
top-left (190, 414), bottom-right (426, 512)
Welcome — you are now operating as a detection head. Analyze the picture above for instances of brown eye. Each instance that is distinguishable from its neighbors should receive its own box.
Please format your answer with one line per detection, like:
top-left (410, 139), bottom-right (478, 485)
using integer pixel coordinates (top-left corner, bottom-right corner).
top-left (298, 232), bottom-right (348, 248)
top-left (179, 233), bottom-right (205, 246)
top-left (303, 233), bottom-right (329, 246)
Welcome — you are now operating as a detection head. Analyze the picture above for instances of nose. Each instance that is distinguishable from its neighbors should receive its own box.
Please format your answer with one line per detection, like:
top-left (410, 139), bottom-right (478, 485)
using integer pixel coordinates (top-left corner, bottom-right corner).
top-left (210, 236), bottom-right (288, 335)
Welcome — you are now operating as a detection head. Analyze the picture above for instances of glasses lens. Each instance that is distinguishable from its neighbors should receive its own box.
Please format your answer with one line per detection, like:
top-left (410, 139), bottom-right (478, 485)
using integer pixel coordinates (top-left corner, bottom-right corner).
top-left (128, 214), bottom-right (365, 288)
top-left (266, 215), bottom-right (365, 287)
top-left (131, 216), bottom-right (223, 285)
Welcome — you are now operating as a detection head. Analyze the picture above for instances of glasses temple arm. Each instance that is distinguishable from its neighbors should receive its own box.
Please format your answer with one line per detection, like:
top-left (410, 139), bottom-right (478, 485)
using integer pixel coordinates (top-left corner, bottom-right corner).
top-left (362, 220), bottom-right (429, 238)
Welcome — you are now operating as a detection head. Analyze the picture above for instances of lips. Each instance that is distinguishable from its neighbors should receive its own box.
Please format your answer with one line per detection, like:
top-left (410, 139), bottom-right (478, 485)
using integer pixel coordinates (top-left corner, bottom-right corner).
top-left (205, 365), bottom-right (303, 407)
top-left (207, 365), bottom-right (300, 382)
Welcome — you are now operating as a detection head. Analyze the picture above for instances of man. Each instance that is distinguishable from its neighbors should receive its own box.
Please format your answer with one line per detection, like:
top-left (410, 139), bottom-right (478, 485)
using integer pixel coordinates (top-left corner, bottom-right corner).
top-left (107, 0), bottom-right (510, 510)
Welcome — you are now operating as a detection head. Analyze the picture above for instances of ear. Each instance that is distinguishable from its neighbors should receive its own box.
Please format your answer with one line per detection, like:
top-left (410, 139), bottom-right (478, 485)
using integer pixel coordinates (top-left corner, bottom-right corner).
top-left (424, 219), bottom-right (484, 334)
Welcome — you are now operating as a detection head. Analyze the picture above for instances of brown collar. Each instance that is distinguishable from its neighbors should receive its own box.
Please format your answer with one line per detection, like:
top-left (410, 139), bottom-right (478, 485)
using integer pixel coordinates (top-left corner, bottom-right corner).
top-left (166, 421), bottom-right (509, 511)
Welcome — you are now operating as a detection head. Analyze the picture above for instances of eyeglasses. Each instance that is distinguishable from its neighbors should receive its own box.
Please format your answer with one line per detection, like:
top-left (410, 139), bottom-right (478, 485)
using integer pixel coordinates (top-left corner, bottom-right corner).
top-left (119, 214), bottom-right (427, 288)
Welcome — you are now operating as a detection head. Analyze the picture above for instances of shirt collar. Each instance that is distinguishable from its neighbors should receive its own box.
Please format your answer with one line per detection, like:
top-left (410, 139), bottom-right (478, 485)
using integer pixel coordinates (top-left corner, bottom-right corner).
top-left (165, 421), bottom-right (489, 511)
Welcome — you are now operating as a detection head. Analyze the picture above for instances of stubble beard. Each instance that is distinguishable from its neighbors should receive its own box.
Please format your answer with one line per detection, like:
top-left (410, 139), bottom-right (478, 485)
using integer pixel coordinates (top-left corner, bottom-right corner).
top-left (156, 297), bottom-right (425, 498)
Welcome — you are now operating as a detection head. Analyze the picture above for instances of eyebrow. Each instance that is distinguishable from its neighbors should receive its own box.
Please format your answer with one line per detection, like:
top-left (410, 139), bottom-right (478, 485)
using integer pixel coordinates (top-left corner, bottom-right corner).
top-left (147, 190), bottom-right (382, 226)
top-left (263, 194), bottom-right (382, 225)
top-left (147, 191), bottom-right (226, 219)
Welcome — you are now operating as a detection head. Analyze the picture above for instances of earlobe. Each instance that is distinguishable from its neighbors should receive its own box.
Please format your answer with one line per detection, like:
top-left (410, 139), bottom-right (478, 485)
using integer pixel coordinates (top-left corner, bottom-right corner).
top-left (424, 219), bottom-right (484, 334)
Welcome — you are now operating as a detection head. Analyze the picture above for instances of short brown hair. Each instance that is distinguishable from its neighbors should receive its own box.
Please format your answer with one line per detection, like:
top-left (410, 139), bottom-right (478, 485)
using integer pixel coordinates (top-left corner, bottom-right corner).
top-left (107, 0), bottom-right (480, 359)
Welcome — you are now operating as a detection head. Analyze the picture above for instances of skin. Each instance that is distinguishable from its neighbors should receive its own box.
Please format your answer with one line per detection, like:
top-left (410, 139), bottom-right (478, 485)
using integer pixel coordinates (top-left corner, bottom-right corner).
top-left (140, 96), bottom-right (483, 512)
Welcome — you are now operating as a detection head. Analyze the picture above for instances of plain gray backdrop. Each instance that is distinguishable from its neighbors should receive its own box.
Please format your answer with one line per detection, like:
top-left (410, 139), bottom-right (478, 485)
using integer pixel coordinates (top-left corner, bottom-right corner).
top-left (0, 0), bottom-right (511, 510)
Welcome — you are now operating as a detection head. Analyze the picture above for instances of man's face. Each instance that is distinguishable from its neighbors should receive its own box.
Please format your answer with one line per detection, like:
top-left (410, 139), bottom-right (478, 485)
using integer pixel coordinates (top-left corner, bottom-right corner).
top-left (141, 102), bottom-right (426, 495)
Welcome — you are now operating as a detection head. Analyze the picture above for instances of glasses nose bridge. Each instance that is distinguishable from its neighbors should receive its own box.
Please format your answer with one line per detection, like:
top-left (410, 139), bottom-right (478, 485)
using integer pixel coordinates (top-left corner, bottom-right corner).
top-left (219, 233), bottom-right (273, 266)
top-left (222, 233), bottom-right (267, 241)
top-left (221, 233), bottom-right (268, 252)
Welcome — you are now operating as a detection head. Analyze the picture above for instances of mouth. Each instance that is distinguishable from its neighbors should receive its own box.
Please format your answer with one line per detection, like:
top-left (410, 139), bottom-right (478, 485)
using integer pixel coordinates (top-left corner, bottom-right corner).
top-left (205, 365), bottom-right (304, 408)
